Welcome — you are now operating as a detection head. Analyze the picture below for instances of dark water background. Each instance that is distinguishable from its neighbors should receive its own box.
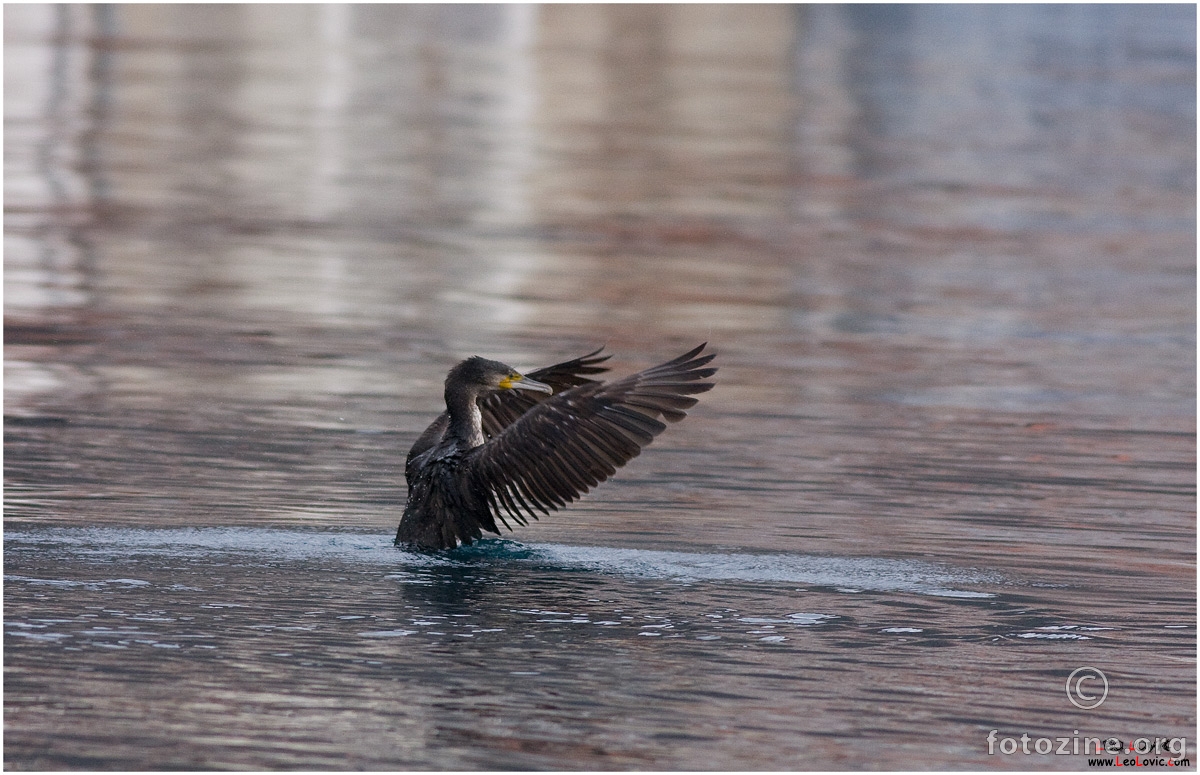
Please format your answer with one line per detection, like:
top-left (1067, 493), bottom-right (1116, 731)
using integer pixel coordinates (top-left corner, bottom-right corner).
top-left (5, 4), bottom-right (1195, 770)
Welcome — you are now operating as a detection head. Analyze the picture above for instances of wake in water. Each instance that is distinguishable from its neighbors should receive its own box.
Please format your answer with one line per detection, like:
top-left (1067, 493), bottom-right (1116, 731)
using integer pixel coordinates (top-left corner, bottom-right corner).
top-left (4, 527), bottom-right (998, 598)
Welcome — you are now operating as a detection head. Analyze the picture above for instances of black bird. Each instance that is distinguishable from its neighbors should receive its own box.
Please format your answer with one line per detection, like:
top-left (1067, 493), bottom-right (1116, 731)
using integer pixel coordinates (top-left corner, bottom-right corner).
top-left (395, 344), bottom-right (716, 549)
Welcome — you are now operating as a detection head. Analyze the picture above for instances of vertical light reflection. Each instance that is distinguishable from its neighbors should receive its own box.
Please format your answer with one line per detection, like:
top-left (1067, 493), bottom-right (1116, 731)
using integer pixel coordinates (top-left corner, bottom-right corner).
top-left (305, 4), bottom-right (353, 319)
top-left (307, 3), bottom-right (352, 224)
top-left (5, 4), bottom-right (94, 315)
top-left (790, 6), bottom-right (857, 220)
top-left (475, 2), bottom-right (538, 228)
top-left (5, 4), bottom-right (104, 416)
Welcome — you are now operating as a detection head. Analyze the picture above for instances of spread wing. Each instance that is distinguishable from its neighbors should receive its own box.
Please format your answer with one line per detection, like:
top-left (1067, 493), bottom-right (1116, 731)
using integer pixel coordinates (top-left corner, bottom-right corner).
top-left (464, 344), bottom-right (716, 529)
top-left (406, 348), bottom-right (610, 472)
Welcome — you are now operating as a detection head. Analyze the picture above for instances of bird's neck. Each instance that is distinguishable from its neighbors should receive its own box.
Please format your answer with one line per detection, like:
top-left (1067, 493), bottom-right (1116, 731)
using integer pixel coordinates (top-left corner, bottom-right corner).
top-left (445, 386), bottom-right (487, 449)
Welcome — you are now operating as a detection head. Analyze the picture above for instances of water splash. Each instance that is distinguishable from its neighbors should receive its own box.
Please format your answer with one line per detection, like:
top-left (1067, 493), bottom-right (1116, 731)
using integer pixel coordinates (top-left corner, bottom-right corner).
top-left (5, 527), bottom-right (998, 598)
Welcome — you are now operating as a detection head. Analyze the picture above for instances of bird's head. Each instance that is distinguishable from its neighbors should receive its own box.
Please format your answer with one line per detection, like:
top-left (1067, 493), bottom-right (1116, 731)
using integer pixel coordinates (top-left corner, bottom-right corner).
top-left (448, 356), bottom-right (553, 396)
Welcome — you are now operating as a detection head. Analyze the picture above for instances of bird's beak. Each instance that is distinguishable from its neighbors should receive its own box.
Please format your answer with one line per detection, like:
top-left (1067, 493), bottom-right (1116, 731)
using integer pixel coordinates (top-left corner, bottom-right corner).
top-left (500, 373), bottom-right (553, 394)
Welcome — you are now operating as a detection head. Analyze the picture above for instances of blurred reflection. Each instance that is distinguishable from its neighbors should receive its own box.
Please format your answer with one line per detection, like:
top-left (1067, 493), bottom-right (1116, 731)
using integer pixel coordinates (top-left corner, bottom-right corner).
top-left (533, 4), bottom-right (796, 223)
top-left (5, 5), bottom-right (106, 417)
top-left (785, 3), bottom-right (1193, 415)
top-left (3, 3), bottom-right (1189, 410)
top-left (6, 5), bottom-right (94, 317)
top-left (12, 4), bottom-right (806, 347)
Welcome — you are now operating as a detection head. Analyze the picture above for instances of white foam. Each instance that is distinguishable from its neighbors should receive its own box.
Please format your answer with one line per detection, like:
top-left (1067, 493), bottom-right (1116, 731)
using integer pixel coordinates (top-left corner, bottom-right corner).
top-left (358, 629), bottom-right (418, 638)
top-left (5, 528), bottom-right (999, 598)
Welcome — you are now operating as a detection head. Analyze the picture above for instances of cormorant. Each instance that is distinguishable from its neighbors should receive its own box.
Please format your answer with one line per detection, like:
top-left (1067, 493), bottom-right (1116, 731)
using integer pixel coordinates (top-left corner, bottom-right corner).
top-left (395, 344), bottom-right (716, 549)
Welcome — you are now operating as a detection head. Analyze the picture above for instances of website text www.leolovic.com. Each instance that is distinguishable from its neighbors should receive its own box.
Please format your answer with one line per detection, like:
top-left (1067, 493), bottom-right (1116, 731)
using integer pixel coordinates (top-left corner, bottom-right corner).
top-left (986, 731), bottom-right (1190, 767)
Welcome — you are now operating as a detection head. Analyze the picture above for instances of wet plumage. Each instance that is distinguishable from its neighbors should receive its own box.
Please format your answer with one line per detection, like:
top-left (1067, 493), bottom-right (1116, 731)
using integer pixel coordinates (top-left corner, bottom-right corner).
top-left (394, 344), bottom-right (717, 549)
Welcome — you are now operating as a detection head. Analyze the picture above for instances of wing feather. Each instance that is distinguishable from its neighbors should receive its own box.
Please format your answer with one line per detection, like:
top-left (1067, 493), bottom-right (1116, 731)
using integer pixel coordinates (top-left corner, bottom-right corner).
top-left (466, 344), bottom-right (716, 525)
top-left (507, 479), bottom-right (544, 520)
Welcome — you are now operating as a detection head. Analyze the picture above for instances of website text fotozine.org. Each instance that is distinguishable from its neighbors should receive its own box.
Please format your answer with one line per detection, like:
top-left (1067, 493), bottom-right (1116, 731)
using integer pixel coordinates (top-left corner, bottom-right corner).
top-left (986, 731), bottom-right (1188, 761)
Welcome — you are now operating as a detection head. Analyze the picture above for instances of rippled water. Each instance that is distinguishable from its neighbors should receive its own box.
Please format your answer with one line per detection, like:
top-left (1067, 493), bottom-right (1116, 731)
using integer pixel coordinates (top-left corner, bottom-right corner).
top-left (7, 525), bottom-right (1188, 770)
top-left (5, 4), bottom-right (1195, 770)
